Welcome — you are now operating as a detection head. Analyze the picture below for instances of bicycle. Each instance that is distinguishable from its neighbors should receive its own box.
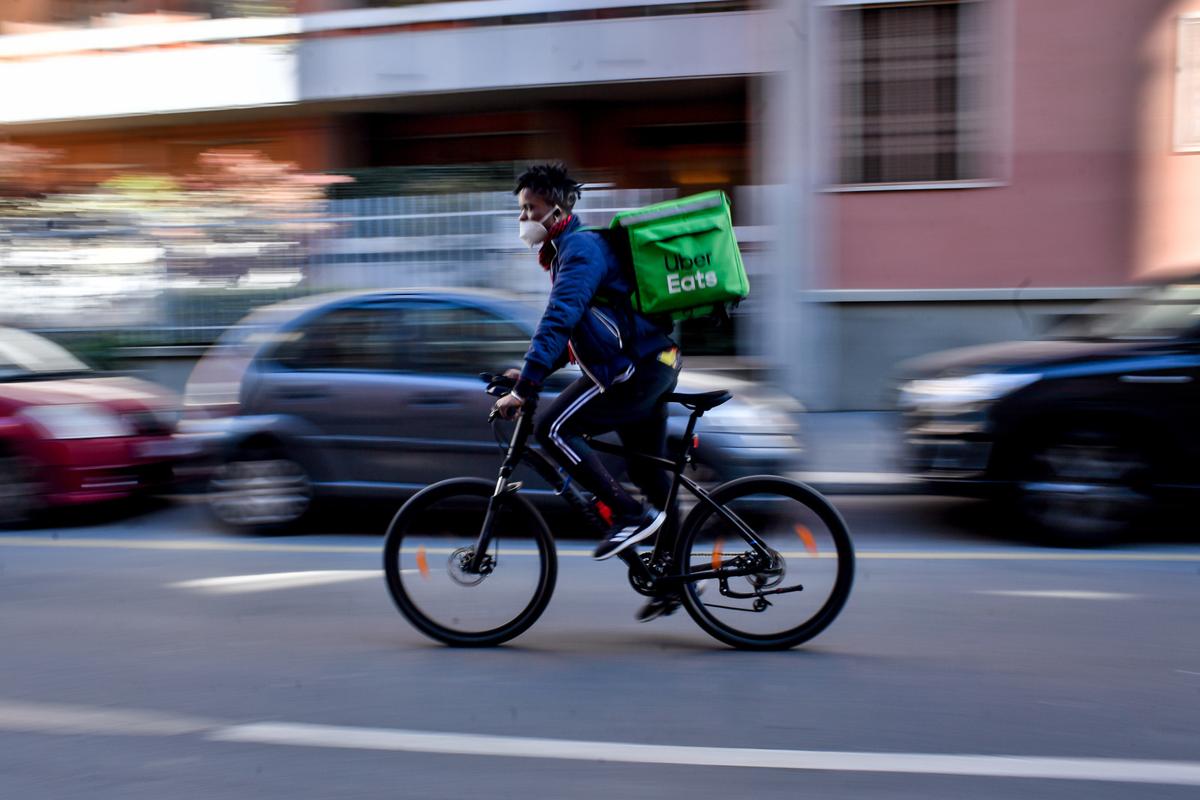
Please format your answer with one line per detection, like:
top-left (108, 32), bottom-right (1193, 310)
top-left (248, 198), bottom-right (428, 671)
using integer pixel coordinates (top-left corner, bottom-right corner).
top-left (383, 373), bottom-right (854, 650)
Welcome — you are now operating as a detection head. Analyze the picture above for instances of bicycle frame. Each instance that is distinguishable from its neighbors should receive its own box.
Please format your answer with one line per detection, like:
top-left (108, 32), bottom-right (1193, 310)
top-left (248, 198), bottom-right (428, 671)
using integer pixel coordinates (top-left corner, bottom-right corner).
top-left (467, 397), bottom-right (777, 591)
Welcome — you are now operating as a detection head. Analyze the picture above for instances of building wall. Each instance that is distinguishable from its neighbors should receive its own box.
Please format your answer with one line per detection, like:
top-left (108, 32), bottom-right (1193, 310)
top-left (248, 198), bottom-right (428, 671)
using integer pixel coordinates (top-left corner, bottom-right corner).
top-left (832, 0), bottom-right (1176, 291)
top-left (801, 0), bottom-right (1200, 409)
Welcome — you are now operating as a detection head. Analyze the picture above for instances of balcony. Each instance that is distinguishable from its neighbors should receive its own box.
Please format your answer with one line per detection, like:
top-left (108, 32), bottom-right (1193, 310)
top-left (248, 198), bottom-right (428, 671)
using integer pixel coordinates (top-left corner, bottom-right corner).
top-left (0, 0), bottom-right (771, 126)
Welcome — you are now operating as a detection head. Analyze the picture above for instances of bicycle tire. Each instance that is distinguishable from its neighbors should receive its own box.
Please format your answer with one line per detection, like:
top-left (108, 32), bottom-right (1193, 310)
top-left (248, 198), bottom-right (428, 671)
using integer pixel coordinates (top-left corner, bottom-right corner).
top-left (675, 476), bottom-right (854, 650)
top-left (383, 478), bottom-right (557, 647)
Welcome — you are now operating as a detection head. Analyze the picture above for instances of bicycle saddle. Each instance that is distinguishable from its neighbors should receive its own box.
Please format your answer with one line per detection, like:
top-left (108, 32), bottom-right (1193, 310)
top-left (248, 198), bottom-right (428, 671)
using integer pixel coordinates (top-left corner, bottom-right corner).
top-left (666, 390), bottom-right (732, 411)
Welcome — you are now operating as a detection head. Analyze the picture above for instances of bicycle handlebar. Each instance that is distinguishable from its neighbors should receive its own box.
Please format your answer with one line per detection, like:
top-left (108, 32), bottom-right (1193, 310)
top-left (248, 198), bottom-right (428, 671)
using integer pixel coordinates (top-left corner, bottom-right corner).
top-left (481, 372), bottom-right (521, 423)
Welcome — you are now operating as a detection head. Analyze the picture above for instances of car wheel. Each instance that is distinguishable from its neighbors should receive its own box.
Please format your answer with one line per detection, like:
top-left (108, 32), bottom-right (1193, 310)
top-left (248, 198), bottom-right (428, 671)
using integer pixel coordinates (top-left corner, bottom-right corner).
top-left (0, 451), bottom-right (40, 527)
top-left (1015, 430), bottom-right (1151, 546)
top-left (207, 445), bottom-right (314, 534)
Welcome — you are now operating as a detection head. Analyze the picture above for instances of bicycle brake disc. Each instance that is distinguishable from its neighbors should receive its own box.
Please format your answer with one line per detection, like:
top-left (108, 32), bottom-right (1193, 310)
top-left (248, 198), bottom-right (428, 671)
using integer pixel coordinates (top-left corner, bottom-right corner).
top-left (447, 546), bottom-right (492, 587)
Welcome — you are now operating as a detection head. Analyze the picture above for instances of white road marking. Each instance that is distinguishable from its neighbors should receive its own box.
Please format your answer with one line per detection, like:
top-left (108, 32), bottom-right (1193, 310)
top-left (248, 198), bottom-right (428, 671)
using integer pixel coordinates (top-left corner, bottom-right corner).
top-left (209, 722), bottom-right (1200, 787)
top-left (3, 698), bottom-right (1198, 787)
top-left (1176, 670), bottom-right (1200, 677)
top-left (3, 534), bottom-right (1200, 562)
top-left (0, 700), bottom-right (213, 736)
top-left (976, 590), bottom-right (1137, 600)
top-left (0, 535), bottom-right (375, 554)
top-left (170, 570), bottom-right (381, 594)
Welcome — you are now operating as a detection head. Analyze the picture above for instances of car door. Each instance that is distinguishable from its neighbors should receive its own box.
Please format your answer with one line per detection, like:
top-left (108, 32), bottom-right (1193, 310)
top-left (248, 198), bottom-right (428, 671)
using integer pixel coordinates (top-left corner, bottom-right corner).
top-left (366, 299), bottom-right (532, 487)
top-left (255, 301), bottom-right (410, 487)
top-left (1102, 337), bottom-right (1200, 488)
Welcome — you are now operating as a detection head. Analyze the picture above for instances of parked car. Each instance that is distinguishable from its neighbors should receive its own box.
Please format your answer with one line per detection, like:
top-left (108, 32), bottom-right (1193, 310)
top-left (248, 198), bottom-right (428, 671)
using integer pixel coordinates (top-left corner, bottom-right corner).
top-left (0, 327), bottom-right (188, 525)
top-left (179, 289), bottom-right (805, 533)
top-left (896, 279), bottom-right (1200, 545)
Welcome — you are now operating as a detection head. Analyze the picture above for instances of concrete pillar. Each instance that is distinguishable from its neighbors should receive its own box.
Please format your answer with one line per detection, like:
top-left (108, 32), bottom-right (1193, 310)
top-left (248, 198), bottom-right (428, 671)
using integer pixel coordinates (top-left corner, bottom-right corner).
top-left (759, 0), bottom-right (840, 410)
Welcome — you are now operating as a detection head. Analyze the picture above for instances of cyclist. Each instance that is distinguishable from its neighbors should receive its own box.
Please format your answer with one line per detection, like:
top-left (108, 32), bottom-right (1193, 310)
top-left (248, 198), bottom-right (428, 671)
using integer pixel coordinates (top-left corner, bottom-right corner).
top-left (492, 163), bottom-right (682, 574)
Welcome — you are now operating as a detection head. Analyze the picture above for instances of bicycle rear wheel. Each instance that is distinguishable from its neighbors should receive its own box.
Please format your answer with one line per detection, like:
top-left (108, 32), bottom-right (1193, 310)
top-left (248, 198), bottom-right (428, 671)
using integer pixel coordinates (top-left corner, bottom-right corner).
top-left (383, 478), bottom-right (556, 647)
top-left (675, 476), bottom-right (854, 650)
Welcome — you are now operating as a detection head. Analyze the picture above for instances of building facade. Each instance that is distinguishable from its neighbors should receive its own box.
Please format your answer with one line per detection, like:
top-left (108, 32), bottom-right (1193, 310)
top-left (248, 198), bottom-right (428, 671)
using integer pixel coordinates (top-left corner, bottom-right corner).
top-left (3, 0), bottom-right (1200, 409)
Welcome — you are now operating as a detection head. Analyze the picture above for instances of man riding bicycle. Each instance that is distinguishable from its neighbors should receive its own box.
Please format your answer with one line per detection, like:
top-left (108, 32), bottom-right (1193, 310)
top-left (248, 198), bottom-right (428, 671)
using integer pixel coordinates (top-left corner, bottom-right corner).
top-left (491, 163), bottom-right (682, 568)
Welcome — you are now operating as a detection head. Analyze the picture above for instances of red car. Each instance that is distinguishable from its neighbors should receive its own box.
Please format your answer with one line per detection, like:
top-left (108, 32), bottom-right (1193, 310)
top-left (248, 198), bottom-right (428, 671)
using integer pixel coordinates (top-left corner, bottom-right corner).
top-left (0, 327), bottom-right (192, 525)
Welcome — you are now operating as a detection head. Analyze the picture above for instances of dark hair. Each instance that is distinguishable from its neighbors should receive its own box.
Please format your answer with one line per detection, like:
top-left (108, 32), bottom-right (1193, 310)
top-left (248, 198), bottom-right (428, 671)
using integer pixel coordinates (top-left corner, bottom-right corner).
top-left (514, 162), bottom-right (583, 211)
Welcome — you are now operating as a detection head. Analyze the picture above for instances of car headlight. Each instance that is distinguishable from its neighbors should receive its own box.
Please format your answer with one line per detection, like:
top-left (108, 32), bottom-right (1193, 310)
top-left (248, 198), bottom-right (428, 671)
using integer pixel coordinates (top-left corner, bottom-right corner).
top-left (21, 404), bottom-right (134, 440)
top-left (900, 373), bottom-right (1041, 410)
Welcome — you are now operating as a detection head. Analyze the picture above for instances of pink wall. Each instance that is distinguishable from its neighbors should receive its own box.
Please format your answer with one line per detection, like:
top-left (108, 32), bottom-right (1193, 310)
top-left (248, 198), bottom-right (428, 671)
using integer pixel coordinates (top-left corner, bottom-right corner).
top-left (1135, 1), bottom-right (1200, 280)
top-left (833, 0), bottom-right (1177, 290)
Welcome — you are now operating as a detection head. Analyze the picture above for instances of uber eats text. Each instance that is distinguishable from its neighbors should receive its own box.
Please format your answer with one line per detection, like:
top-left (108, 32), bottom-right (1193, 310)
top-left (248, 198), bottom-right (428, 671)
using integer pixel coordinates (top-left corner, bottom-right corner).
top-left (662, 252), bottom-right (717, 295)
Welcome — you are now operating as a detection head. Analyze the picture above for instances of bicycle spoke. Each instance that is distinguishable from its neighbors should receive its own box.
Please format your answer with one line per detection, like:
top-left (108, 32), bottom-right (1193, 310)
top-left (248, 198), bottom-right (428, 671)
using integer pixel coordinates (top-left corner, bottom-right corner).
top-left (384, 480), bottom-right (555, 646)
top-left (677, 478), bottom-right (854, 649)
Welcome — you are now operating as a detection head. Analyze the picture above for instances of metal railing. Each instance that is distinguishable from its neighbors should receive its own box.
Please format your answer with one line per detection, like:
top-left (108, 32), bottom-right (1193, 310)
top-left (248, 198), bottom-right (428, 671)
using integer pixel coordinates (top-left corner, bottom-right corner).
top-left (3, 186), bottom-right (723, 345)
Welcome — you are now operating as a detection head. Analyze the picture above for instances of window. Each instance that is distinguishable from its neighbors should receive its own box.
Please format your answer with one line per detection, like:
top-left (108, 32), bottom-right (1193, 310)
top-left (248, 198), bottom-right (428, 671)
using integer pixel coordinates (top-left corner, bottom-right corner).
top-left (395, 303), bottom-right (529, 375)
top-left (836, 0), bottom-right (985, 185)
top-left (272, 305), bottom-right (400, 372)
top-left (1177, 16), bottom-right (1200, 152)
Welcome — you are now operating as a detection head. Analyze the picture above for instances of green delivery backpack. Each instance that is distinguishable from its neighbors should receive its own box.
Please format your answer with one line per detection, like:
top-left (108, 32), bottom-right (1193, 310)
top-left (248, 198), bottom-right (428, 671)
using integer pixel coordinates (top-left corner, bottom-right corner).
top-left (604, 190), bottom-right (749, 322)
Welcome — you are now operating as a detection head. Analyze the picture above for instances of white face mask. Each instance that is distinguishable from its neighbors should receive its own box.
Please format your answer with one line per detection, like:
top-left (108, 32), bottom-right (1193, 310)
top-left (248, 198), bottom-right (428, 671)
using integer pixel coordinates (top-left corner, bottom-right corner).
top-left (519, 207), bottom-right (559, 249)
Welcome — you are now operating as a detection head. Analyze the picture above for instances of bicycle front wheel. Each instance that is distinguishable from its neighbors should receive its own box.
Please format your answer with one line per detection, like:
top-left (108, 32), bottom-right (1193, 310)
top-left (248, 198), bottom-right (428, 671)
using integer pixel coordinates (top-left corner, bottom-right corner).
top-left (675, 476), bottom-right (854, 650)
top-left (383, 478), bottom-right (556, 647)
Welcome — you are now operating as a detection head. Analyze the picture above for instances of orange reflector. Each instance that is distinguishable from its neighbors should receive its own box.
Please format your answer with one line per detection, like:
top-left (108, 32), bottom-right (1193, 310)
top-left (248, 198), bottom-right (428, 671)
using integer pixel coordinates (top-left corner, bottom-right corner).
top-left (711, 537), bottom-right (724, 571)
top-left (795, 525), bottom-right (818, 556)
top-left (416, 545), bottom-right (430, 579)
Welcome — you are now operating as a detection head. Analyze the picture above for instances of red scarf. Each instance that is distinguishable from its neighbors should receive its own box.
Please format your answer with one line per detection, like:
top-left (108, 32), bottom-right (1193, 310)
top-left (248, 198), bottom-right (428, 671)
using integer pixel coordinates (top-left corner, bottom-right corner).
top-left (538, 213), bottom-right (574, 270)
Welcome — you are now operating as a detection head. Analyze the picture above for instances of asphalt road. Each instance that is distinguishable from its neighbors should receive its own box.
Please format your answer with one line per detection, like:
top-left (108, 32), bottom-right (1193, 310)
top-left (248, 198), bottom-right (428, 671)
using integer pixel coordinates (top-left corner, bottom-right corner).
top-left (1, 496), bottom-right (1198, 799)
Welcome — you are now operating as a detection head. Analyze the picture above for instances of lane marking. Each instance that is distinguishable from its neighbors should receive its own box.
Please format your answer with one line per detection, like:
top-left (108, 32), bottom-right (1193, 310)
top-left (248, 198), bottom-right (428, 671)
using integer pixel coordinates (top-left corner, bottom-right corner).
top-left (0, 536), bottom-right (374, 554)
top-left (0, 700), bottom-right (213, 736)
top-left (976, 590), bottom-right (1137, 601)
top-left (3, 698), bottom-right (1198, 787)
top-left (209, 721), bottom-right (1200, 787)
top-left (170, 570), bottom-right (381, 594)
top-left (848, 551), bottom-right (1200, 562)
top-left (2, 535), bottom-right (1200, 562)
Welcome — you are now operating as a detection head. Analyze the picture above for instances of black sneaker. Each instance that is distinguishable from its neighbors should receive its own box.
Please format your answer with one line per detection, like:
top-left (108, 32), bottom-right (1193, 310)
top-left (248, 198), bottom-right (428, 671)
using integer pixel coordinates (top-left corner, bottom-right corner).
top-left (636, 582), bottom-right (705, 622)
top-left (635, 594), bottom-right (682, 623)
top-left (593, 507), bottom-right (667, 561)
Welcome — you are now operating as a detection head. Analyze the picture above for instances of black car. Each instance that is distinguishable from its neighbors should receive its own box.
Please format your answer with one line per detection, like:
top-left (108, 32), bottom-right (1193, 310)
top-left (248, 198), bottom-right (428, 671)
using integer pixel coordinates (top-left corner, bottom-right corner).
top-left (897, 280), bottom-right (1200, 545)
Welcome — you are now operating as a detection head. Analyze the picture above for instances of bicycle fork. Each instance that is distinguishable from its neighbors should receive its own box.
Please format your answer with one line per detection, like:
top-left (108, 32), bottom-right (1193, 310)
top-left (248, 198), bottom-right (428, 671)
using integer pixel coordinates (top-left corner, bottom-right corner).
top-left (467, 398), bottom-right (539, 575)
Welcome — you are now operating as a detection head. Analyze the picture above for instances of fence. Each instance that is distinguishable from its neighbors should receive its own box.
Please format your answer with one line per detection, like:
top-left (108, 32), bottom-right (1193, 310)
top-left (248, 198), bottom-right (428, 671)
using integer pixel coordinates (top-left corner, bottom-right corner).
top-left (1, 186), bottom-right (770, 351)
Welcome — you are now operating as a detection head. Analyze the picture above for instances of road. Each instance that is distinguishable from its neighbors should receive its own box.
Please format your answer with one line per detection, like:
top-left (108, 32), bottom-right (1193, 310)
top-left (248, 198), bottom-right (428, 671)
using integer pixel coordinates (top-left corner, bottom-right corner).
top-left (1, 496), bottom-right (1198, 799)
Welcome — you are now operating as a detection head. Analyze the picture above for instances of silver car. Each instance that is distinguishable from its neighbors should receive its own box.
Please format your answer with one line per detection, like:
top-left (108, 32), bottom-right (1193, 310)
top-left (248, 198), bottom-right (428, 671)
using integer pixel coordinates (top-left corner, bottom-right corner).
top-left (179, 289), bottom-right (804, 532)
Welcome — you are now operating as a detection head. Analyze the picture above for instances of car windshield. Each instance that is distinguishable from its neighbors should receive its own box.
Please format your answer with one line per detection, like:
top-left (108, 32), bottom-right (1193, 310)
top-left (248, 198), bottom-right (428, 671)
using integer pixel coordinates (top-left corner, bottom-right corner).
top-left (1052, 283), bottom-right (1200, 340)
top-left (0, 328), bottom-right (92, 381)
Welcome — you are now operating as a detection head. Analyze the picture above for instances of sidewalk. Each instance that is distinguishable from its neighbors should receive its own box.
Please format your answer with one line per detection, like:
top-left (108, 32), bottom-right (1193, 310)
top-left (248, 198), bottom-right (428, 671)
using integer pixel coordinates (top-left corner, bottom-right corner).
top-left (793, 411), bottom-right (918, 495)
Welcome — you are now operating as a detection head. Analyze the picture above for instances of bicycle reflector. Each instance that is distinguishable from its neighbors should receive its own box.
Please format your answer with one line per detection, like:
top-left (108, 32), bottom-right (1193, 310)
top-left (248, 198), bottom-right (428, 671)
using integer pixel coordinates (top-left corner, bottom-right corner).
top-left (416, 544), bottom-right (430, 578)
top-left (692, 434), bottom-right (700, 450)
top-left (795, 524), bottom-right (819, 556)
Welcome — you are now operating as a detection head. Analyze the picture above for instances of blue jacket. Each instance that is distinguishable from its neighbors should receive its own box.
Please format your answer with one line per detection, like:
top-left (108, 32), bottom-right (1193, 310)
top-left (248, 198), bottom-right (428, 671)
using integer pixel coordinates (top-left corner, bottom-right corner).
top-left (517, 216), bottom-right (675, 396)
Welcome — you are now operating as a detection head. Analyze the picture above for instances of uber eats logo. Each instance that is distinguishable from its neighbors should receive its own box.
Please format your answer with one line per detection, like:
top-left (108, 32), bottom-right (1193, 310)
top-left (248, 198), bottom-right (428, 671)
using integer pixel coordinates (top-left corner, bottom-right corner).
top-left (663, 252), bottom-right (718, 295)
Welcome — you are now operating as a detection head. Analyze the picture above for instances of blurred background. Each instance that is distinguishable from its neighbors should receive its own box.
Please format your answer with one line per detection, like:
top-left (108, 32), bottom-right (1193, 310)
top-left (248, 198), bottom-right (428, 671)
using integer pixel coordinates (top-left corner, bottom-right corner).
top-left (6, 9), bottom-right (1200, 797)
top-left (3, 0), bottom-right (1200, 543)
